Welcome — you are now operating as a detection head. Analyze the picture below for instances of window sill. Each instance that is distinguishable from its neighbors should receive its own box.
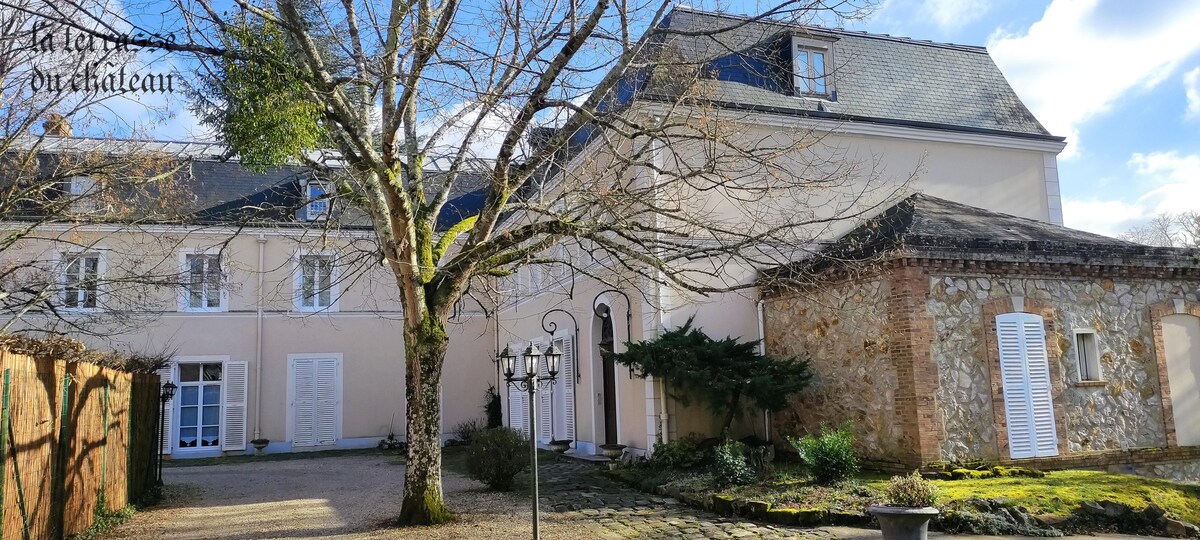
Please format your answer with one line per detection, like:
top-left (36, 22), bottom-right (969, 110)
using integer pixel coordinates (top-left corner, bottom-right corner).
top-left (1074, 380), bottom-right (1108, 388)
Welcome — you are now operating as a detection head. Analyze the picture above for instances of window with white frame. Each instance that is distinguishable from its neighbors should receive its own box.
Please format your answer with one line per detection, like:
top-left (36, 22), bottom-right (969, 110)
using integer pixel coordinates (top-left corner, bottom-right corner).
top-left (67, 176), bottom-right (100, 213)
top-left (182, 252), bottom-right (224, 311)
top-left (61, 252), bottom-right (101, 309)
top-left (792, 37), bottom-right (832, 97)
top-left (305, 182), bottom-right (329, 221)
top-left (297, 253), bottom-right (335, 310)
top-left (1074, 330), bottom-right (1101, 382)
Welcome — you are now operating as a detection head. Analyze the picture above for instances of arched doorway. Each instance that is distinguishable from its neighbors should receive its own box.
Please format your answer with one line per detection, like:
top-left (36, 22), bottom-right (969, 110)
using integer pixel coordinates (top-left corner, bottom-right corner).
top-left (597, 304), bottom-right (618, 445)
top-left (1163, 314), bottom-right (1200, 446)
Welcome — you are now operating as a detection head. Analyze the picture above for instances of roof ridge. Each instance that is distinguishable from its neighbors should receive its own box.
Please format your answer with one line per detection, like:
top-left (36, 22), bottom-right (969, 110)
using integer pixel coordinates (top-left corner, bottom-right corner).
top-left (668, 6), bottom-right (989, 53)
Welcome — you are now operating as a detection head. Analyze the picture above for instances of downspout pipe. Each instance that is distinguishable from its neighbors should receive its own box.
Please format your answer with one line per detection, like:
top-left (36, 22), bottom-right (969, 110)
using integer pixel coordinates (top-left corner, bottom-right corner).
top-left (253, 234), bottom-right (267, 441)
top-left (757, 298), bottom-right (770, 442)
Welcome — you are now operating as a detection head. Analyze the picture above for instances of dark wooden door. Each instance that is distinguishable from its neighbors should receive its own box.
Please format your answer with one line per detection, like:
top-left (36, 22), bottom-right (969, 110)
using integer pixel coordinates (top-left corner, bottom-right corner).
top-left (600, 315), bottom-right (618, 445)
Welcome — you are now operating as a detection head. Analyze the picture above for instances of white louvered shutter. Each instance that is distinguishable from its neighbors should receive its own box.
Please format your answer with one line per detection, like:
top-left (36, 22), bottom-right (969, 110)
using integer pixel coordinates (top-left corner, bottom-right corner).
top-left (315, 358), bottom-right (340, 445)
top-left (996, 313), bottom-right (1059, 459)
top-left (538, 355), bottom-right (552, 443)
top-left (507, 382), bottom-right (529, 436)
top-left (156, 363), bottom-right (175, 455)
top-left (293, 358), bottom-right (316, 446)
top-left (557, 336), bottom-right (576, 441)
top-left (221, 361), bottom-right (248, 451)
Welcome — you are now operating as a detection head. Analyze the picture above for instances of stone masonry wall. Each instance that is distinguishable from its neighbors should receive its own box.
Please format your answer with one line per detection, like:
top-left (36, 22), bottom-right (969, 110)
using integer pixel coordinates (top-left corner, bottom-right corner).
top-left (765, 278), bottom-right (905, 461)
top-left (928, 275), bottom-right (1199, 462)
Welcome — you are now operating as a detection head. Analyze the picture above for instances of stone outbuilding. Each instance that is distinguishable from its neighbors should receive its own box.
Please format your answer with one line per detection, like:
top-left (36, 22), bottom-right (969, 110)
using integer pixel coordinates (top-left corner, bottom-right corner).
top-left (760, 194), bottom-right (1200, 479)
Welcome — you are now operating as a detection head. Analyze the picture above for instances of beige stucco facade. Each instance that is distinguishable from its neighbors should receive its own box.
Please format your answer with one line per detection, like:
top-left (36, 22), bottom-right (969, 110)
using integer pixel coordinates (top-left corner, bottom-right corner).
top-left (0, 225), bottom-right (495, 457)
top-left (493, 106), bottom-right (1066, 458)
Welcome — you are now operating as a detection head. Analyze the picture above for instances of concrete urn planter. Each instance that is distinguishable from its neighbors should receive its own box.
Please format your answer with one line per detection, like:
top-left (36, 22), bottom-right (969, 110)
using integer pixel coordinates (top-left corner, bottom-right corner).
top-left (548, 439), bottom-right (572, 453)
top-left (868, 505), bottom-right (939, 540)
top-left (250, 439), bottom-right (270, 456)
top-left (599, 443), bottom-right (626, 461)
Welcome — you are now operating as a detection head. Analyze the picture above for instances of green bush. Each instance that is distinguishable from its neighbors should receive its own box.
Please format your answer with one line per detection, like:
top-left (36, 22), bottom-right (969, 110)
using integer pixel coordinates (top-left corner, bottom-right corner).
top-left (453, 418), bottom-right (485, 444)
top-left (711, 439), bottom-right (755, 486)
top-left (788, 425), bottom-right (859, 484)
top-left (465, 428), bottom-right (530, 491)
top-left (885, 471), bottom-right (939, 507)
top-left (651, 434), bottom-right (704, 470)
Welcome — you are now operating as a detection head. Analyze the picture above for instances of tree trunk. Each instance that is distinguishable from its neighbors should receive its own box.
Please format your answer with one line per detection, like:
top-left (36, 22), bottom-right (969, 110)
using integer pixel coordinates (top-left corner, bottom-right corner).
top-left (398, 315), bottom-right (453, 525)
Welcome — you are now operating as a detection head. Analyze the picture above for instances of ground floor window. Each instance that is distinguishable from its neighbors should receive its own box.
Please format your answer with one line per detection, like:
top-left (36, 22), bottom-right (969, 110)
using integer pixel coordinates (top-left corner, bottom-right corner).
top-left (178, 362), bottom-right (222, 448)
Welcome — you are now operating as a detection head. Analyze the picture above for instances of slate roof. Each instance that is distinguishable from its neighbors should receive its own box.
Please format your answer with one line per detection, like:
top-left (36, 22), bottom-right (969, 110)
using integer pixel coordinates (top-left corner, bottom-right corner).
top-left (763, 193), bottom-right (1200, 281)
top-left (632, 8), bottom-right (1057, 140)
top-left (5, 137), bottom-right (491, 232)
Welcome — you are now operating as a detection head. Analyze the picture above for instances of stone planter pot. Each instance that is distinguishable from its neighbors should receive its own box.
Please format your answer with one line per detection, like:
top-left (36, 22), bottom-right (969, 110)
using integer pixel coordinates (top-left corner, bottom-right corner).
top-left (548, 439), bottom-right (573, 453)
top-left (599, 443), bottom-right (626, 461)
top-left (250, 439), bottom-right (270, 456)
top-left (869, 505), bottom-right (939, 540)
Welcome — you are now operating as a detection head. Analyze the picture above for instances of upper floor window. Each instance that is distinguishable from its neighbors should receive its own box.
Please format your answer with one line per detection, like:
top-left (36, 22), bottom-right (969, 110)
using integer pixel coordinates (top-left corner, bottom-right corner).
top-left (61, 252), bottom-right (100, 309)
top-left (305, 182), bottom-right (329, 221)
top-left (296, 253), bottom-right (336, 311)
top-left (182, 252), bottom-right (224, 311)
top-left (792, 36), bottom-right (833, 97)
top-left (67, 176), bottom-right (100, 213)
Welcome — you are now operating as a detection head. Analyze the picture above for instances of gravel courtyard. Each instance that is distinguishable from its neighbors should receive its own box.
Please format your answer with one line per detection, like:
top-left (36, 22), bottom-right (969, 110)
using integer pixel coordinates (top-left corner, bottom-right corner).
top-left (99, 453), bottom-right (1173, 540)
top-left (100, 453), bottom-right (825, 539)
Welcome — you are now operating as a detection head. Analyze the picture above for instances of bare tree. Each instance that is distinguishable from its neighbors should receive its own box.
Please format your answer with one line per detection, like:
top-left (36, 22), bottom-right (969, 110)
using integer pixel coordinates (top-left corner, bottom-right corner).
top-left (1121, 212), bottom-right (1200, 247)
top-left (15, 0), bottom-right (901, 523)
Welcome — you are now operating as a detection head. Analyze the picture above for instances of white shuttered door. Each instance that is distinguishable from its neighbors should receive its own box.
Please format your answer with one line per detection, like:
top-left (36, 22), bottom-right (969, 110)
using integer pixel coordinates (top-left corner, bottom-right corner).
top-left (555, 336), bottom-right (576, 442)
top-left (292, 357), bottom-right (341, 447)
top-left (996, 313), bottom-right (1059, 459)
top-left (221, 361), bottom-right (248, 451)
top-left (507, 379), bottom-right (529, 436)
top-left (156, 363), bottom-right (175, 455)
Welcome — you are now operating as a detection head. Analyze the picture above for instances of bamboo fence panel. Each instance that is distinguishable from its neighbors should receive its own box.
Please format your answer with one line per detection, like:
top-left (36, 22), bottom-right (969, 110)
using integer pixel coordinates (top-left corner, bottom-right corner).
top-left (0, 350), bottom-right (158, 540)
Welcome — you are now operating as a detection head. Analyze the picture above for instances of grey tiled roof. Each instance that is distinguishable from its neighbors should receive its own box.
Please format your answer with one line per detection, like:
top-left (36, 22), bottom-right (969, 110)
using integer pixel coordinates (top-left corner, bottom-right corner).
top-left (763, 193), bottom-right (1200, 280)
top-left (645, 8), bottom-right (1056, 139)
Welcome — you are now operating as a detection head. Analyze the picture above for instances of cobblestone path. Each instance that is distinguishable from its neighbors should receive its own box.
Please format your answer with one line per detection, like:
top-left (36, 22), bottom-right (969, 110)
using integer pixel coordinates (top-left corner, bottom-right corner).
top-left (537, 459), bottom-right (834, 539)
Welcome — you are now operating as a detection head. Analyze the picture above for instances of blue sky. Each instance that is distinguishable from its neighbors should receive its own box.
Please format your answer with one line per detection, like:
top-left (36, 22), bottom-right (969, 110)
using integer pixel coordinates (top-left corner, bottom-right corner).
top-left (114, 0), bottom-right (1200, 238)
top-left (841, 0), bottom-right (1200, 238)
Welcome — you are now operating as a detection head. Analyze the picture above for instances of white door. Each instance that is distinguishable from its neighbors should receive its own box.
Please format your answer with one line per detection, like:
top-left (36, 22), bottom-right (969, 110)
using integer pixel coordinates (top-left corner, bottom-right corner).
top-left (1163, 314), bottom-right (1200, 446)
top-left (176, 361), bottom-right (224, 451)
top-left (290, 356), bottom-right (342, 447)
top-left (996, 312), bottom-right (1059, 459)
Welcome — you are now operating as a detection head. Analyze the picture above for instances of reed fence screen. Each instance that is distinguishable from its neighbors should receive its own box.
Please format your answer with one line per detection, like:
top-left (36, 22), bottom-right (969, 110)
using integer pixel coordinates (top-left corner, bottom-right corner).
top-left (0, 350), bottom-right (159, 540)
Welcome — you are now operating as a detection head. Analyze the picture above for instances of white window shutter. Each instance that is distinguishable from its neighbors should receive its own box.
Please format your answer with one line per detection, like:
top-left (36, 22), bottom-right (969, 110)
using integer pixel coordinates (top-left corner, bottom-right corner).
top-left (156, 363), bottom-right (175, 455)
top-left (558, 336), bottom-right (576, 442)
top-left (221, 361), bottom-right (248, 451)
top-left (315, 359), bottom-right (340, 445)
top-left (1022, 318), bottom-right (1059, 457)
top-left (507, 382), bottom-right (528, 436)
top-left (538, 358), bottom-right (552, 444)
top-left (996, 313), bottom-right (1059, 459)
top-left (293, 358), bottom-right (316, 447)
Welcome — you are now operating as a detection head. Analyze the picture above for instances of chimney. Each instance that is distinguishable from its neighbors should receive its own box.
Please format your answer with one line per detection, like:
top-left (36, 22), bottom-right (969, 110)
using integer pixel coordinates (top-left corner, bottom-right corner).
top-left (42, 114), bottom-right (72, 137)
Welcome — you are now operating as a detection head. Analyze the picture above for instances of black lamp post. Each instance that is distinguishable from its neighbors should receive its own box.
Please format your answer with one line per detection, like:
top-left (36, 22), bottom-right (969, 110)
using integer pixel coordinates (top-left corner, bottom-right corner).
top-left (500, 342), bottom-right (561, 540)
top-left (157, 381), bottom-right (177, 485)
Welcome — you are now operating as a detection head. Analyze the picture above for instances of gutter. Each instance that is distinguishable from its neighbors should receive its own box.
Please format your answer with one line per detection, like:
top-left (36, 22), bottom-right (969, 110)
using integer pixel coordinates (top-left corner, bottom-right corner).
top-left (253, 234), bottom-right (267, 441)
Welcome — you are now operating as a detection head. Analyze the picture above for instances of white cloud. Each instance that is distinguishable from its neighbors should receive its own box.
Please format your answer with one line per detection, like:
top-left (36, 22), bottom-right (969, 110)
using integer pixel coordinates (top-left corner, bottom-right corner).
top-left (987, 0), bottom-right (1200, 159)
top-left (1063, 150), bottom-right (1200, 236)
top-left (1185, 67), bottom-right (1200, 120)
top-left (920, 0), bottom-right (989, 32)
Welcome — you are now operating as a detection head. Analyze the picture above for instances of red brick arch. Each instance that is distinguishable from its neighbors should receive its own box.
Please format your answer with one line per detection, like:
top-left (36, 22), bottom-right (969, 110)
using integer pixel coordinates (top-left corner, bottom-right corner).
top-left (982, 296), bottom-right (1069, 459)
top-left (1149, 299), bottom-right (1200, 448)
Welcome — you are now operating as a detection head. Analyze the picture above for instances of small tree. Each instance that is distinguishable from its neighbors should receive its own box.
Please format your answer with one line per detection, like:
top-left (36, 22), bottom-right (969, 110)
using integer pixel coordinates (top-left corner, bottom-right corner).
top-left (608, 317), bottom-right (811, 437)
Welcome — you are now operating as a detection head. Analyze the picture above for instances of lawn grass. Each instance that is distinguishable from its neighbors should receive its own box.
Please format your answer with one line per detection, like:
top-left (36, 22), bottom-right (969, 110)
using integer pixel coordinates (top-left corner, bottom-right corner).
top-left (912, 469), bottom-right (1200, 523)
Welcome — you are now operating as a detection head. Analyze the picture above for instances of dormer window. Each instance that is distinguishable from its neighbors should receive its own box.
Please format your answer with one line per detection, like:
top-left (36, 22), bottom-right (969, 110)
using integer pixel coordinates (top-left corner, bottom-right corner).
top-left (792, 36), bottom-right (833, 98)
top-left (67, 176), bottom-right (100, 213)
top-left (305, 181), bottom-right (329, 221)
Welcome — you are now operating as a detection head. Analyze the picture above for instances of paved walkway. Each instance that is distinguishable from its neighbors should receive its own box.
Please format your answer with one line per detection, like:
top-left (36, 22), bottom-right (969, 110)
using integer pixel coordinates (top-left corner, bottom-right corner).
top-left (99, 453), bottom-right (1170, 539)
